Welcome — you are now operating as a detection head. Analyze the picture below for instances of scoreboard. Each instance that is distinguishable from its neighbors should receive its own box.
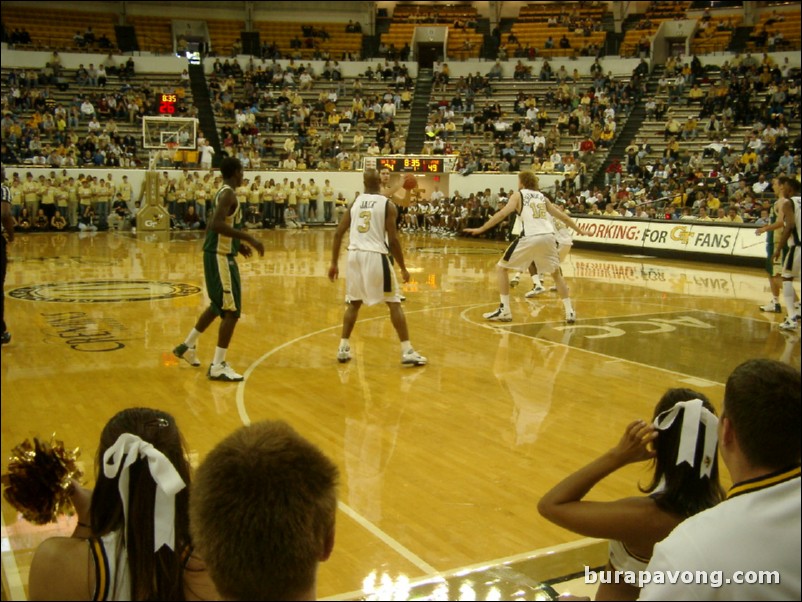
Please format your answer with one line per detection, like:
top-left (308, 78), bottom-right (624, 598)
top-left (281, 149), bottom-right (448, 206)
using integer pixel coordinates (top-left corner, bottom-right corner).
top-left (377, 157), bottom-right (445, 173)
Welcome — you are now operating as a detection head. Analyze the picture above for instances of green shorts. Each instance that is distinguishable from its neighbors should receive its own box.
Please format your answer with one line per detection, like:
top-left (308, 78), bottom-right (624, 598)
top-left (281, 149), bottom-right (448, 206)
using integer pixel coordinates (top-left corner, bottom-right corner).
top-left (204, 252), bottom-right (241, 318)
top-left (765, 239), bottom-right (786, 277)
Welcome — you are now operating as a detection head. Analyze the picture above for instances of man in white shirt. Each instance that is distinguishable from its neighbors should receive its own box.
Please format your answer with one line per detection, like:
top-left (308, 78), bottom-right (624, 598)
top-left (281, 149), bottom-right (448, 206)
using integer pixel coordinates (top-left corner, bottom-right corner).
top-left (752, 174), bottom-right (771, 195)
top-left (640, 358), bottom-right (800, 601)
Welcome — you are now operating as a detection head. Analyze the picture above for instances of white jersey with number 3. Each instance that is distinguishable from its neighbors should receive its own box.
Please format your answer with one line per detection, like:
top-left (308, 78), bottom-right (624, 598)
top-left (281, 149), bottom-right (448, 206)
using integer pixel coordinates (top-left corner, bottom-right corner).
top-left (348, 194), bottom-right (389, 253)
top-left (519, 189), bottom-right (554, 237)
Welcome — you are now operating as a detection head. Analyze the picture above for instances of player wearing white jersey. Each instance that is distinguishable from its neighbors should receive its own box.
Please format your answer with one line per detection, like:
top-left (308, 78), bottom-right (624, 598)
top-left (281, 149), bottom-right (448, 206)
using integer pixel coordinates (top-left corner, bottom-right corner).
top-left (329, 169), bottom-right (427, 366)
top-left (774, 177), bottom-right (801, 331)
top-left (464, 171), bottom-right (584, 324)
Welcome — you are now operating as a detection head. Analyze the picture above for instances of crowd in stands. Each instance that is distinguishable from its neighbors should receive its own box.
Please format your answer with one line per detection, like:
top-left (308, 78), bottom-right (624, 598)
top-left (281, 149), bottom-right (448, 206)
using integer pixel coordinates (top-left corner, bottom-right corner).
top-left (207, 57), bottom-right (411, 173)
top-left (254, 22), bottom-right (362, 62)
top-left (6, 28), bottom-right (32, 46)
top-left (435, 57), bottom-right (644, 180)
top-left (1, 54), bottom-right (195, 170)
top-left (588, 52), bottom-right (801, 224)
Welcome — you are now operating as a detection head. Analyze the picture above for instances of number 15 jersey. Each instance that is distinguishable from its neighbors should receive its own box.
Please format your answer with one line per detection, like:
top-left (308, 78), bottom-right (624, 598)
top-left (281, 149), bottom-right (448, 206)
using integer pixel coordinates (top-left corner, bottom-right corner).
top-left (519, 188), bottom-right (555, 237)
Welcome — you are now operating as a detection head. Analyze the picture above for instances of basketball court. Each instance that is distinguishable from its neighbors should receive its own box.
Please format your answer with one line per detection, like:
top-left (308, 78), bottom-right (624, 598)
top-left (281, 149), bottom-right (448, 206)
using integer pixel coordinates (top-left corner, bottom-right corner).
top-left (1, 229), bottom-right (798, 600)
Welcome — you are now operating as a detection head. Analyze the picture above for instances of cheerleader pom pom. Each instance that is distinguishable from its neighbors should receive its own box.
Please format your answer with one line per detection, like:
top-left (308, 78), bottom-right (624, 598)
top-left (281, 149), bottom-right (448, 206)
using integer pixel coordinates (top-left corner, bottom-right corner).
top-left (1, 436), bottom-right (83, 525)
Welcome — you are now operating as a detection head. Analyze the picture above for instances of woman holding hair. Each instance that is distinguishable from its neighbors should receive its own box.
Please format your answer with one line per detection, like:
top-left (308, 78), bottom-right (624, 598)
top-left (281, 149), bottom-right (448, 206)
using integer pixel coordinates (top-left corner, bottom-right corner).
top-left (538, 389), bottom-right (723, 600)
top-left (28, 407), bottom-right (217, 600)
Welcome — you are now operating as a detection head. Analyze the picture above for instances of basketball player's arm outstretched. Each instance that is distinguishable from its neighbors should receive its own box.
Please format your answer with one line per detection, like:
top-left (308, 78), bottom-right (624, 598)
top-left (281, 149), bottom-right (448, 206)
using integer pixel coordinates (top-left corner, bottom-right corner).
top-left (545, 199), bottom-right (585, 236)
top-left (328, 202), bottom-right (352, 281)
top-left (385, 201), bottom-right (409, 282)
top-left (774, 198), bottom-right (795, 261)
top-left (383, 182), bottom-right (412, 208)
top-left (463, 192), bottom-right (520, 236)
top-left (210, 187), bottom-right (264, 257)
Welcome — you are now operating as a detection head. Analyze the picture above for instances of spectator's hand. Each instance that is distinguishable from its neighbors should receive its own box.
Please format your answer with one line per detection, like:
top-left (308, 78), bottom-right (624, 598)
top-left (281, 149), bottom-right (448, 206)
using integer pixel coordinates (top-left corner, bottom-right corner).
top-left (609, 420), bottom-right (657, 465)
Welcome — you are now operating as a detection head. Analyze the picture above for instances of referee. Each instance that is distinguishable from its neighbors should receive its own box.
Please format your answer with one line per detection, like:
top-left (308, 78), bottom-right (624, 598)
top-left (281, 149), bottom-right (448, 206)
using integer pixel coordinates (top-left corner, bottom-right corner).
top-left (1, 165), bottom-right (14, 345)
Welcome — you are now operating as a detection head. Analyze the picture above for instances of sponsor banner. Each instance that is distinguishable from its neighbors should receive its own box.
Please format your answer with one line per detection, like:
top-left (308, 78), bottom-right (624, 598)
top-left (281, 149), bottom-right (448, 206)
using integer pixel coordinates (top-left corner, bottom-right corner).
top-left (576, 218), bottom-right (645, 248)
top-left (732, 228), bottom-right (768, 259)
top-left (574, 218), bottom-right (764, 259)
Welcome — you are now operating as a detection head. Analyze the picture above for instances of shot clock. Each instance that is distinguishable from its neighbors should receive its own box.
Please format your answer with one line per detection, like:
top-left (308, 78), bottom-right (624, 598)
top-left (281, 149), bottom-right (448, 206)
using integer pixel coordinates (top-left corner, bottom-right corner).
top-left (159, 93), bottom-right (178, 114)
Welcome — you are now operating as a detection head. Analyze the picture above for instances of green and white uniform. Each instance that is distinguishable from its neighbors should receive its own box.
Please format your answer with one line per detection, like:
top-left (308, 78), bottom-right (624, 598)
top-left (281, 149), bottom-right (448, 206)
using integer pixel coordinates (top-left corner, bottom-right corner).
top-left (203, 184), bottom-right (244, 317)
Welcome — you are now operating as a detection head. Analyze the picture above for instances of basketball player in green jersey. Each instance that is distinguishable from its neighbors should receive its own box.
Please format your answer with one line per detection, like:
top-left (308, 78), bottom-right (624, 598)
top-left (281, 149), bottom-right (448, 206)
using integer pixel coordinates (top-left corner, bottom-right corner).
top-left (174, 157), bottom-right (265, 381)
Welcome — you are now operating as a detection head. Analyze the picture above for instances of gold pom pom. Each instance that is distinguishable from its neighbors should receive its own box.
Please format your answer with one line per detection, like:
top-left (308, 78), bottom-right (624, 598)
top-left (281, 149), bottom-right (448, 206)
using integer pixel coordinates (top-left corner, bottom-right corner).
top-left (1, 436), bottom-right (83, 525)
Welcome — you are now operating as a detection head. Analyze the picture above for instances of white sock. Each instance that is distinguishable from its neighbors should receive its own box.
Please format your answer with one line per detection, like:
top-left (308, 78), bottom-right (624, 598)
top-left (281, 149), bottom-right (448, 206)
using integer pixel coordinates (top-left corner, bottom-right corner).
top-left (213, 346), bottom-right (227, 366)
top-left (783, 281), bottom-right (796, 319)
top-left (501, 294), bottom-right (510, 309)
top-left (771, 296), bottom-right (780, 304)
top-left (532, 274), bottom-right (542, 288)
top-left (340, 338), bottom-right (350, 350)
top-left (401, 340), bottom-right (413, 353)
top-left (562, 298), bottom-right (573, 312)
top-left (184, 328), bottom-right (201, 347)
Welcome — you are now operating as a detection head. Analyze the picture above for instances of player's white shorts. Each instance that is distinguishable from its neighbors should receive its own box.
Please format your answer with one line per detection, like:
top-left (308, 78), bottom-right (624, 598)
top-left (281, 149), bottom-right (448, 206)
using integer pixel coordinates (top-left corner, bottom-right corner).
top-left (781, 245), bottom-right (800, 279)
top-left (346, 250), bottom-right (403, 306)
top-left (498, 233), bottom-right (560, 274)
top-left (557, 240), bottom-right (572, 263)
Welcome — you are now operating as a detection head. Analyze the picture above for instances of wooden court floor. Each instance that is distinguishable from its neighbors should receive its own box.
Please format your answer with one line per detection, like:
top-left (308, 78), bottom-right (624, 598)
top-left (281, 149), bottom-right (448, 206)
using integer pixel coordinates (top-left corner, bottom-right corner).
top-left (1, 228), bottom-right (799, 600)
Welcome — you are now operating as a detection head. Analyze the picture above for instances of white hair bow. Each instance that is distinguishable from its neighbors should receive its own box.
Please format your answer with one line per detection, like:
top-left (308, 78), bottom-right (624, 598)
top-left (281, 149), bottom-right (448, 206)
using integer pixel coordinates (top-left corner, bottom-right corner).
top-left (653, 398), bottom-right (718, 478)
top-left (104, 433), bottom-right (186, 552)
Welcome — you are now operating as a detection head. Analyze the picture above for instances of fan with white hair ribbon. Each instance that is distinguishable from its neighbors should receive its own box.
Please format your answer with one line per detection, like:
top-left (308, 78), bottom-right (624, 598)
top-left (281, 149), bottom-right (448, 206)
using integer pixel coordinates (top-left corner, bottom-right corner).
top-left (653, 399), bottom-right (718, 478)
top-left (103, 433), bottom-right (186, 552)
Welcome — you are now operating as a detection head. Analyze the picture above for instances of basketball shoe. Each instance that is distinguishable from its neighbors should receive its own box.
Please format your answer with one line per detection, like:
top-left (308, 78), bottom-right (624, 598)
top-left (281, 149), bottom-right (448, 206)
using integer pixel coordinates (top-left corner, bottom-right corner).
top-left (337, 345), bottom-right (352, 363)
top-left (778, 316), bottom-right (799, 331)
top-left (525, 284), bottom-right (547, 298)
top-left (483, 305), bottom-right (512, 322)
top-left (759, 301), bottom-right (782, 313)
top-left (565, 309), bottom-right (576, 324)
top-left (208, 362), bottom-right (244, 381)
top-left (173, 343), bottom-right (200, 366)
top-left (402, 349), bottom-right (428, 366)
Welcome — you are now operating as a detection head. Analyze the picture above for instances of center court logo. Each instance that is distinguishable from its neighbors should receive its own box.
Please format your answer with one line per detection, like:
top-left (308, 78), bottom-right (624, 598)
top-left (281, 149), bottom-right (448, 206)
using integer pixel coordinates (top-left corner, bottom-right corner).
top-left (9, 280), bottom-right (201, 303)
